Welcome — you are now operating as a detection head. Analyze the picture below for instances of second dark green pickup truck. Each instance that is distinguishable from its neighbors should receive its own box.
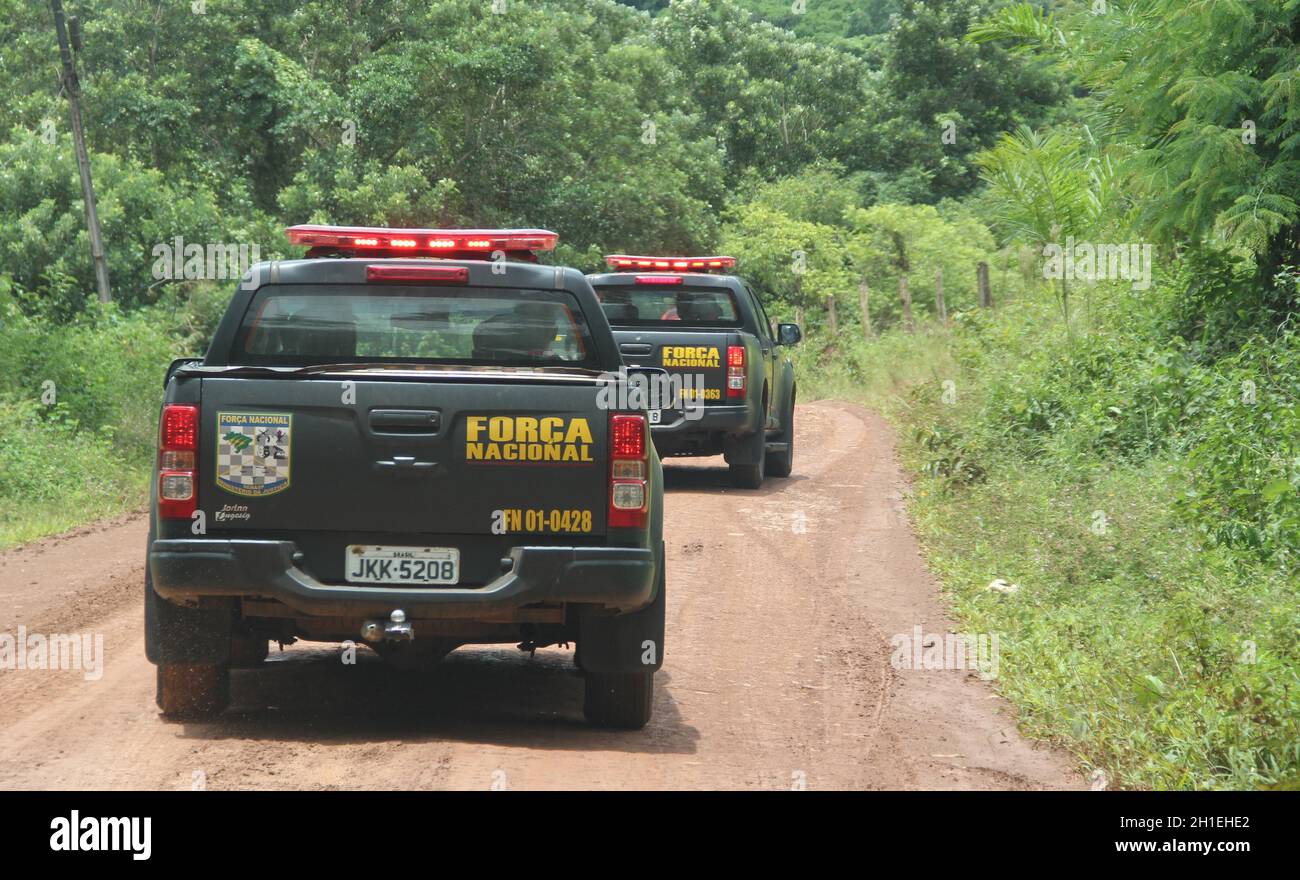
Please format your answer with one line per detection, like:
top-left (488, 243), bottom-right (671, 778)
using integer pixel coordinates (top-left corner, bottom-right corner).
top-left (589, 255), bottom-right (801, 488)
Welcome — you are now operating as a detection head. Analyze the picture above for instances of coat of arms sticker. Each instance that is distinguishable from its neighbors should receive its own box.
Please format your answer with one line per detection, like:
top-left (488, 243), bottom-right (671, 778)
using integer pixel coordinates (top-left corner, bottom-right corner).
top-left (216, 412), bottom-right (292, 497)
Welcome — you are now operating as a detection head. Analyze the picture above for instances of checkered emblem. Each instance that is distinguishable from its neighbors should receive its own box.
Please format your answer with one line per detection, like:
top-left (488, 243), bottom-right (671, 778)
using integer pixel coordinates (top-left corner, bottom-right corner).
top-left (216, 412), bottom-right (292, 497)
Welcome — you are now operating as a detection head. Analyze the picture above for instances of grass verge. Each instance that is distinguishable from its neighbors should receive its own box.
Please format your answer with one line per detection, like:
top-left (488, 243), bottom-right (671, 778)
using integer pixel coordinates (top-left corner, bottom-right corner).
top-left (797, 294), bottom-right (1300, 790)
top-left (0, 285), bottom-right (224, 550)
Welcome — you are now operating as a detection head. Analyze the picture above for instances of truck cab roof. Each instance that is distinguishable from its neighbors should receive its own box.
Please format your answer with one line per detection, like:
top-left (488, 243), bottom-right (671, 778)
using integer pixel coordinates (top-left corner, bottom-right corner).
top-left (244, 256), bottom-right (589, 292)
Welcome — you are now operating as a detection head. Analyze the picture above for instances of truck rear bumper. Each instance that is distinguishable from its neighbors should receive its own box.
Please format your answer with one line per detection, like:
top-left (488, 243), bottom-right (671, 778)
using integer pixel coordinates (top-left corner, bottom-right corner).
top-left (149, 540), bottom-right (656, 618)
top-left (653, 404), bottom-right (751, 435)
top-left (651, 404), bottom-right (759, 459)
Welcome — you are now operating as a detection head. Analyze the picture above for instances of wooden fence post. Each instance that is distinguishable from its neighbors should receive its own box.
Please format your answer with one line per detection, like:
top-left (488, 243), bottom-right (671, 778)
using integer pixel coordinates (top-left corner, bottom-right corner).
top-left (934, 267), bottom-right (947, 325)
top-left (977, 261), bottom-right (992, 308)
top-left (858, 279), bottom-right (872, 339)
top-left (899, 274), bottom-right (914, 332)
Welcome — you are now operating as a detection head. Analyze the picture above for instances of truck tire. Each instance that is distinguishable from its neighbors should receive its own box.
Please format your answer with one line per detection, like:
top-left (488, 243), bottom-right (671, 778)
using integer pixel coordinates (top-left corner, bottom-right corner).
top-left (766, 392), bottom-right (794, 478)
top-left (584, 671), bottom-right (654, 729)
top-left (156, 664), bottom-right (229, 720)
top-left (728, 427), bottom-right (766, 489)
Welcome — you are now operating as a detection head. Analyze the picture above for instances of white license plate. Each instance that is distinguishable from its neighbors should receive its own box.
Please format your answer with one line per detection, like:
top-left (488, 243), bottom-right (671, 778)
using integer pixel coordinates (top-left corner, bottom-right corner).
top-left (648, 409), bottom-right (662, 424)
top-left (344, 545), bottom-right (459, 585)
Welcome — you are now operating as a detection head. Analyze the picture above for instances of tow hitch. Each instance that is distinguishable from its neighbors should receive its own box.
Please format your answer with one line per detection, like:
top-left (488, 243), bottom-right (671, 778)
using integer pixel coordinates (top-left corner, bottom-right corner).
top-left (360, 609), bottom-right (414, 643)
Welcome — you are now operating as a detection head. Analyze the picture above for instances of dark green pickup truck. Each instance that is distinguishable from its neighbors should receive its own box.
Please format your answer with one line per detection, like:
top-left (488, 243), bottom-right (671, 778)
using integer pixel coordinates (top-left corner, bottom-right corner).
top-left (589, 255), bottom-right (801, 488)
top-left (145, 226), bottom-right (665, 728)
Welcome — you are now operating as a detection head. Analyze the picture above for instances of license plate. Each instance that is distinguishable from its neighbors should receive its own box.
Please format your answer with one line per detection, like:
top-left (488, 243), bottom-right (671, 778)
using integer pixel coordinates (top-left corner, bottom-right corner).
top-left (344, 545), bottom-right (459, 585)
top-left (648, 409), bottom-right (662, 424)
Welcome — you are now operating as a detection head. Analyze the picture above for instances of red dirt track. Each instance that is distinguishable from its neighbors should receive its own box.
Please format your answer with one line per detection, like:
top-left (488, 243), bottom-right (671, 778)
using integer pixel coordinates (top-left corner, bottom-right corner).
top-left (0, 401), bottom-right (1080, 790)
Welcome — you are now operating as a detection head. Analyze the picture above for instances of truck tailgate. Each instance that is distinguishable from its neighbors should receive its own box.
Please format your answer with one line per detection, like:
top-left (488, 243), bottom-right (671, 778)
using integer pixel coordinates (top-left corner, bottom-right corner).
top-left (199, 376), bottom-right (608, 536)
top-left (613, 330), bottom-right (734, 407)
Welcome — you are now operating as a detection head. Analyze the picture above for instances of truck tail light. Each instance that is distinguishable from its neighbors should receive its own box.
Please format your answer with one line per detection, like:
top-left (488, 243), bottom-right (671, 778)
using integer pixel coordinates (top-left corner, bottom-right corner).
top-left (159, 404), bottom-right (198, 520)
top-left (727, 345), bottom-right (746, 399)
top-left (609, 414), bottom-right (648, 529)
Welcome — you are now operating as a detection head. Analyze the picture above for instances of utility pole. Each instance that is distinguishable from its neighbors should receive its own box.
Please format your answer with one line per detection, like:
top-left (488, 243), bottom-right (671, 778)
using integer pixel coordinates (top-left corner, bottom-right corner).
top-left (51, 0), bottom-right (111, 302)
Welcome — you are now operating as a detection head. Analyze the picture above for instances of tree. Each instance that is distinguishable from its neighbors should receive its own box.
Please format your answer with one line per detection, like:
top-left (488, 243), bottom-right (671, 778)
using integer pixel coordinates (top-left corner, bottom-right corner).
top-left (721, 203), bottom-right (854, 329)
top-left (653, 0), bottom-right (872, 182)
top-left (974, 124), bottom-right (1109, 322)
top-left (853, 0), bottom-right (1067, 201)
top-left (972, 0), bottom-right (1300, 305)
top-left (845, 202), bottom-right (997, 329)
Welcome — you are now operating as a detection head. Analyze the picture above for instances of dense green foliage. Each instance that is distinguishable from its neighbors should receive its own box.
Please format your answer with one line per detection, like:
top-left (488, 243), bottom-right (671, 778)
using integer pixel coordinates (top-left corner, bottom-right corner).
top-left (0, 0), bottom-right (1061, 307)
top-left (738, 0), bottom-right (903, 39)
top-left (1, 0), bottom-right (1062, 541)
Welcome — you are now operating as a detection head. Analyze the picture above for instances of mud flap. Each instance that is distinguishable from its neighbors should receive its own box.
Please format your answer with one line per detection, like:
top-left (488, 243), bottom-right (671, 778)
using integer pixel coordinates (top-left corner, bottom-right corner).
top-left (723, 426), bottom-right (765, 466)
top-left (144, 565), bottom-right (233, 665)
top-left (577, 547), bottom-right (665, 675)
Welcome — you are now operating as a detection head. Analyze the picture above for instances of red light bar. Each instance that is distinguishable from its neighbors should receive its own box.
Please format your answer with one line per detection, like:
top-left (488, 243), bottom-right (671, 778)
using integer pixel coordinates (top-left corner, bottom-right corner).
top-left (605, 254), bottom-right (736, 272)
top-left (287, 225), bottom-right (558, 254)
top-left (367, 265), bottom-right (469, 284)
top-left (633, 275), bottom-right (684, 285)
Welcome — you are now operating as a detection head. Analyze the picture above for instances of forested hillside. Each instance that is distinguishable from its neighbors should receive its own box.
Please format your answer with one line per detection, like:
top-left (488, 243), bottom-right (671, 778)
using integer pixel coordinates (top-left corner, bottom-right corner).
top-left (1, 0), bottom-right (1298, 788)
top-left (0, 0), bottom-right (1062, 310)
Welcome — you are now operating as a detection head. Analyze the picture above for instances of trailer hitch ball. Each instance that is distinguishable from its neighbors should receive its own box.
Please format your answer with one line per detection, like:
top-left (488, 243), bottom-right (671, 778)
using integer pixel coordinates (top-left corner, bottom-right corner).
top-left (385, 609), bottom-right (413, 641)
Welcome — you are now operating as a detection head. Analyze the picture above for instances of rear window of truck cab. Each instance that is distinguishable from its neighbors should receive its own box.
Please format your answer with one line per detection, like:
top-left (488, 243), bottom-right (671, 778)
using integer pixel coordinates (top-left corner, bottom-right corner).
top-left (232, 285), bottom-right (596, 368)
top-left (595, 286), bottom-right (742, 328)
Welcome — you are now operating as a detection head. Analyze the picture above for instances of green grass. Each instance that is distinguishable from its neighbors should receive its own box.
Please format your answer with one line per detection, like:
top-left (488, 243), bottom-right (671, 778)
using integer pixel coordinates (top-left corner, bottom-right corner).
top-left (0, 285), bottom-right (226, 550)
top-left (907, 452), bottom-right (1300, 789)
top-left (800, 292), bottom-right (1300, 790)
top-left (791, 323), bottom-right (957, 411)
top-left (0, 402), bottom-right (152, 547)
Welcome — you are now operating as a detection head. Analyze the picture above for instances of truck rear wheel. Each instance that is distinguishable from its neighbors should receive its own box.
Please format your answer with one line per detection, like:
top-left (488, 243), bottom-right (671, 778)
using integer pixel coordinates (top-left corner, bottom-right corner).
top-left (156, 664), bottom-right (230, 720)
top-left (583, 671), bottom-right (654, 729)
top-left (728, 427), bottom-right (766, 489)
top-left (766, 393), bottom-right (795, 478)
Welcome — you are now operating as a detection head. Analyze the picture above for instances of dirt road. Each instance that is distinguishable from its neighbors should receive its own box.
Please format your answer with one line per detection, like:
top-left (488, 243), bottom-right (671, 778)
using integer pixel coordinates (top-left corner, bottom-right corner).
top-left (0, 401), bottom-right (1080, 790)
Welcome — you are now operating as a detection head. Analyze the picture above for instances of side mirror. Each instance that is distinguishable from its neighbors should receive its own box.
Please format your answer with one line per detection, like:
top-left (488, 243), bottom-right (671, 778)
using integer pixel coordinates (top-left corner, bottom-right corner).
top-left (777, 323), bottom-right (802, 346)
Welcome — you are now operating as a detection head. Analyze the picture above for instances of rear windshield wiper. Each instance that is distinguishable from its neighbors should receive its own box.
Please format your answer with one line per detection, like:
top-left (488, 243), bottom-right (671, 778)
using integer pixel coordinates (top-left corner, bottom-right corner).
top-left (172, 362), bottom-right (606, 382)
top-left (174, 362), bottom-right (432, 379)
